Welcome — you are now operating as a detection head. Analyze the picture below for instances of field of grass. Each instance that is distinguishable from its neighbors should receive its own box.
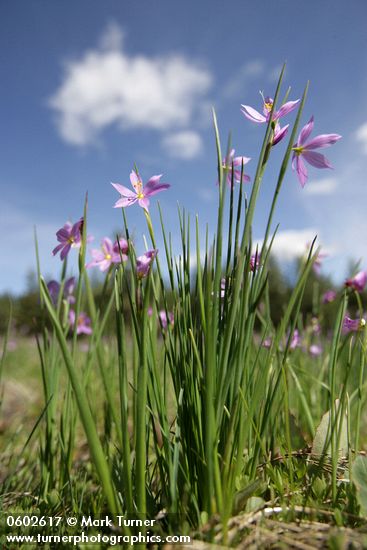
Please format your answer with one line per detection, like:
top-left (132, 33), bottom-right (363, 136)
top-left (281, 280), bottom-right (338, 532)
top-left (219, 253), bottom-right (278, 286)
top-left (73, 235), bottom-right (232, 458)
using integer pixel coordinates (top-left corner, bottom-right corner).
top-left (1, 69), bottom-right (367, 549)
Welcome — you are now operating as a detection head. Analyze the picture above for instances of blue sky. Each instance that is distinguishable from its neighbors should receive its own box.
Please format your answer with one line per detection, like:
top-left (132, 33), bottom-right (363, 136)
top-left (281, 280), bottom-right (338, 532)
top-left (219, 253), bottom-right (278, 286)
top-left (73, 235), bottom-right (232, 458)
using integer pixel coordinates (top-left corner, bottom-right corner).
top-left (1, 0), bottom-right (367, 293)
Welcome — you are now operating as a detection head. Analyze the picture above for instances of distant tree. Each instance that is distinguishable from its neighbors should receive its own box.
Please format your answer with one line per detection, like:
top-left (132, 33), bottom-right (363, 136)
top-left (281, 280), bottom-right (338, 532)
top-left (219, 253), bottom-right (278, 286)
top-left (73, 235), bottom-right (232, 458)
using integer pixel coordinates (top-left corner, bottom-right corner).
top-left (0, 295), bottom-right (13, 334)
top-left (267, 256), bottom-right (291, 325)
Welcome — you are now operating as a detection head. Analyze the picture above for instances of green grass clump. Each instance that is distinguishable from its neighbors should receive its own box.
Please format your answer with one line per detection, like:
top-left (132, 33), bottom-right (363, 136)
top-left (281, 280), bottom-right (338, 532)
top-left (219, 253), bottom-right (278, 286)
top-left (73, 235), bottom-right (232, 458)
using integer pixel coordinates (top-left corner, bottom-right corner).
top-left (1, 67), bottom-right (367, 548)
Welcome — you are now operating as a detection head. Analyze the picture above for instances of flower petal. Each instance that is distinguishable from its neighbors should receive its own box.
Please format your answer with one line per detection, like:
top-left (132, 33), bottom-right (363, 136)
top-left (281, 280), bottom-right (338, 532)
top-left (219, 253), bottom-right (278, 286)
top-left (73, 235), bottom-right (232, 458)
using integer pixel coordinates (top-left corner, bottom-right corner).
top-left (295, 155), bottom-right (308, 187)
top-left (302, 150), bottom-right (332, 169)
top-left (112, 252), bottom-right (127, 263)
top-left (144, 183), bottom-right (170, 197)
top-left (111, 182), bottom-right (137, 197)
top-left (227, 149), bottom-right (235, 161)
top-left (102, 237), bottom-right (113, 255)
top-left (298, 116), bottom-right (314, 146)
top-left (240, 104), bottom-right (266, 123)
top-left (65, 277), bottom-right (76, 295)
top-left (130, 170), bottom-right (141, 187)
top-left (113, 238), bottom-right (129, 256)
top-left (303, 133), bottom-right (342, 150)
top-left (144, 175), bottom-right (170, 195)
top-left (52, 243), bottom-right (64, 256)
top-left (232, 156), bottom-right (251, 167)
top-left (138, 197), bottom-right (150, 210)
top-left (90, 249), bottom-right (105, 262)
top-left (232, 169), bottom-right (251, 185)
top-left (114, 197), bottom-right (138, 208)
top-left (272, 124), bottom-right (289, 146)
top-left (345, 270), bottom-right (367, 292)
top-left (144, 174), bottom-right (162, 187)
top-left (60, 243), bottom-right (71, 260)
top-left (274, 99), bottom-right (300, 120)
top-left (56, 227), bottom-right (71, 242)
top-left (99, 259), bottom-right (112, 272)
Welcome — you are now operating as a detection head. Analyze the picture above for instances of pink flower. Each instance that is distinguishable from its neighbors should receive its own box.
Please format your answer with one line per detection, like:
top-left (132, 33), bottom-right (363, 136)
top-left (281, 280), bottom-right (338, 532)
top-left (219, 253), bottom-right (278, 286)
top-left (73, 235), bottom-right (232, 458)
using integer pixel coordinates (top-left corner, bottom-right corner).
top-left (250, 253), bottom-right (261, 272)
top-left (113, 238), bottom-right (129, 260)
top-left (343, 316), bottom-right (366, 333)
top-left (263, 330), bottom-right (301, 351)
top-left (241, 93), bottom-right (300, 125)
top-left (290, 329), bottom-right (301, 349)
top-left (345, 271), bottom-right (367, 293)
top-left (222, 149), bottom-right (251, 187)
top-left (158, 310), bottom-right (174, 329)
top-left (262, 337), bottom-right (272, 349)
top-left (309, 344), bottom-right (323, 357)
top-left (47, 277), bottom-right (76, 305)
top-left (322, 290), bottom-right (336, 304)
top-left (148, 307), bottom-right (174, 331)
top-left (292, 117), bottom-right (342, 187)
top-left (69, 310), bottom-right (92, 335)
top-left (112, 170), bottom-right (170, 211)
top-left (136, 249), bottom-right (158, 279)
top-left (52, 218), bottom-right (83, 260)
top-left (87, 237), bottom-right (128, 272)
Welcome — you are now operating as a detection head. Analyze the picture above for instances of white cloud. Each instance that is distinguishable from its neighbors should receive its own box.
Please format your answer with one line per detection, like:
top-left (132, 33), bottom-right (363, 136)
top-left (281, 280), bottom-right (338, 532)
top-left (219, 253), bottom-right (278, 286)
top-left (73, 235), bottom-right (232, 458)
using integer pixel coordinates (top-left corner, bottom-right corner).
top-left (242, 60), bottom-right (265, 77)
top-left (256, 228), bottom-right (319, 261)
top-left (355, 122), bottom-right (367, 154)
top-left (304, 177), bottom-right (339, 196)
top-left (49, 24), bottom-right (212, 146)
top-left (161, 130), bottom-right (203, 160)
top-left (196, 187), bottom-right (216, 203)
top-left (222, 59), bottom-right (265, 99)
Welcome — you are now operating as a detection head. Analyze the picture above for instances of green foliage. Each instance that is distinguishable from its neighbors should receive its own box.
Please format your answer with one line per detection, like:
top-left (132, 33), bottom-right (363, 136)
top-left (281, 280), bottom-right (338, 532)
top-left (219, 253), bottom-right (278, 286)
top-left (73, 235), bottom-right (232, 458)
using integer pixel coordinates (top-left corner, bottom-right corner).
top-left (353, 455), bottom-right (367, 517)
top-left (311, 400), bottom-right (348, 458)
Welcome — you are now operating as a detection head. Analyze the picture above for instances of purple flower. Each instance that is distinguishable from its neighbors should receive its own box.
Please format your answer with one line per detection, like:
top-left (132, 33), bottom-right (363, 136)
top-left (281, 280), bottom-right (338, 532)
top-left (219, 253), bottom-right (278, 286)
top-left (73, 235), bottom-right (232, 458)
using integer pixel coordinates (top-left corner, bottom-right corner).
top-left (113, 238), bottom-right (129, 260)
top-left (262, 337), bottom-right (272, 349)
top-left (343, 316), bottom-right (366, 333)
top-left (47, 277), bottom-right (76, 305)
top-left (241, 93), bottom-right (300, 125)
top-left (52, 218), bottom-right (84, 260)
top-left (69, 310), bottom-right (92, 335)
top-left (222, 149), bottom-right (251, 187)
top-left (290, 329), bottom-right (301, 350)
top-left (250, 253), bottom-right (261, 272)
top-left (158, 310), bottom-right (174, 329)
top-left (112, 170), bottom-right (170, 211)
top-left (148, 307), bottom-right (174, 330)
top-left (322, 290), bottom-right (336, 304)
top-left (136, 249), bottom-right (158, 279)
top-left (86, 237), bottom-right (128, 272)
top-left (309, 344), bottom-right (323, 357)
top-left (292, 117), bottom-right (342, 187)
top-left (345, 271), bottom-right (367, 293)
